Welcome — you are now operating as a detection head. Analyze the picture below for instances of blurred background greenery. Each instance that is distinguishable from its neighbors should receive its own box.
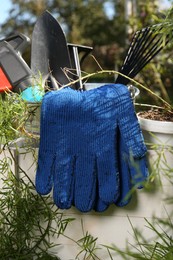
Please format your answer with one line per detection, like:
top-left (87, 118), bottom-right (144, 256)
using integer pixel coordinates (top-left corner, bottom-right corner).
top-left (0, 0), bottom-right (173, 104)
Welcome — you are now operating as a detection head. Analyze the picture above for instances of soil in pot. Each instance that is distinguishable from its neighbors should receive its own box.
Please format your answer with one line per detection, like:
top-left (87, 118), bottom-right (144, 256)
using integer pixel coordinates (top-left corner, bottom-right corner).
top-left (138, 109), bottom-right (173, 122)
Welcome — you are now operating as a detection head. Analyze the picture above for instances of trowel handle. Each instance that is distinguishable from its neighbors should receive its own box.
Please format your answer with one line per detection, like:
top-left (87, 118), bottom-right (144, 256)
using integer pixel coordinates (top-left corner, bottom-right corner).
top-left (67, 43), bottom-right (93, 90)
top-left (68, 43), bottom-right (93, 67)
top-left (1, 33), bottom-right (30, 56)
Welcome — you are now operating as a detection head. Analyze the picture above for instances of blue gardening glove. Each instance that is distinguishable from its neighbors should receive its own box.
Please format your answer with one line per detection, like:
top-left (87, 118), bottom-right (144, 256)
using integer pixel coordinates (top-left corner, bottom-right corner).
top-left (36, 84), bottom-right (124, 212)
top-left (35, 84), bottom-right (147, 212)
top-left (115, 128), bottom-right (148, 207)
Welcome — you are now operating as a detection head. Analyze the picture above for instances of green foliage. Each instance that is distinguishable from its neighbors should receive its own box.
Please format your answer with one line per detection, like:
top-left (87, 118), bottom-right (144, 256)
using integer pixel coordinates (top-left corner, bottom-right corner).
top-left (75, 220), bottom-right (101, 260)
top-left (0, 93), bottom-right (27, 144)
top-left (0, 0), bottom-right (126, 46)
top-left (132, 5), bottom-right (173, 105)
top-left (61, 219), bottom-right (103, 260)
top-left (0, 152), bottom-right (75, 259)
top-left (103, 144), bottom-right (173, 260)
top-left (104, 215), bottom-right (173, 260)
top-left (0, 0), bottom-right (127, 70)
top-left (0, 4), bottom-right (173, 259)
top-left (0, 94), bottom-right (75, 259)
top-left (75, 232), bottom-right (100, 259)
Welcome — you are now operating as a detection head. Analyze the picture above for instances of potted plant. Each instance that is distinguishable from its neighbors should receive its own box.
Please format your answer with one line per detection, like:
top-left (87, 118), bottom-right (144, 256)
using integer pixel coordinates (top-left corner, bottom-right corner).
top-left (137, 108), bottom-right (173, 185)
top-left (135, 54), bottom-right (173, 151)
top-left (0, 91), bottom-right (76, 259)
top-left (132, 55), bottom-right (173, 181)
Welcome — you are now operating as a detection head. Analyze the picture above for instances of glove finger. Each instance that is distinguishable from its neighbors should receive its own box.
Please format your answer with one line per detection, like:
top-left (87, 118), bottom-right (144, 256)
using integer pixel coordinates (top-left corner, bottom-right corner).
top-left (116, 156), bottom-right (148, 206)
top-left (35, 151), bottom-right (54, 195)
top-left (74, 155), bottom-right (96, 212)
top-left (94, 196), bottom-right (109, 212)
top-left (116, 131), bottom-right (132, 207)
top-left (53, 155), bottom-right (75, 209)
top-left (115, 152), bottom-right (132, 207)
top-left (97, 151), bottom-right (119, 203)
top-left (129, 156), bottom-right (149, 188)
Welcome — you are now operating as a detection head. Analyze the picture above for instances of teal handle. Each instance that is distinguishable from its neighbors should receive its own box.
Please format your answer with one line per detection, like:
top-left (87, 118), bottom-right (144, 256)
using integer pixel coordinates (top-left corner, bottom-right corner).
top-left (20, 86), bottom-right (44, 102)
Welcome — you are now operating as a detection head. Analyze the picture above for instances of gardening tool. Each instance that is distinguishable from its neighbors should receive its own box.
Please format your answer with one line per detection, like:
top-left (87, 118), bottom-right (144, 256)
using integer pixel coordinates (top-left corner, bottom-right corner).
top-left (68, 44), bottom-right (93, 68)
top-left (0, 33), bottom-right (31, 93)
top-left (116, 23), bottom-right (171, 85)
top-left (0, 35), bottom-right (43, 101)
top-left (0, 40), bottom-right (34, 93)
top-left (31, 10), bottom-right (72, 89)
top-left (67, 43), bottom-right (93, 90)
top-left (31, 10), bottom-right (93, 90)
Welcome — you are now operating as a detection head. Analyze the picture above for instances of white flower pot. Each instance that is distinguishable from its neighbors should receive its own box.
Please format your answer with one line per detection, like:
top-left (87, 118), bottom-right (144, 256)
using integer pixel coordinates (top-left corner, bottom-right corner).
top-left (138, 116), bottom-right (173, 146)
top-left (138, 115), bottom-right (173, 183)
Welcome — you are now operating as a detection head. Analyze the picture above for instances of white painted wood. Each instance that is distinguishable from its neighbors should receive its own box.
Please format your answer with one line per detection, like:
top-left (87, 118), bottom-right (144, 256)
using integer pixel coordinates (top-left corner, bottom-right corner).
top-left (0, 146), bottom-right (172, 260)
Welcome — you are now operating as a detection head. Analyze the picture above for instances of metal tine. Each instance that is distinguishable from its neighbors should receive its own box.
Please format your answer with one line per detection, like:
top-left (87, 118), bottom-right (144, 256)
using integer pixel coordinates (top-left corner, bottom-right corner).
top-left (119, 36), bottom-right (150, 76)
top-left (123, 25), bottom-right (162, 71)
top-left (126, 26), bottom-right (163, 70)
top-left (119, 35), bottom-right (169, 85)
top-left (129, 36), bottom-right (170, 78)
top-left (116, 27), bottom-right (152, 82)
top-left (122, 27), bottom-right (151, 69)
top-left (128, 25), bottom-right (170, 76)
top-left (127, 47), bottom-right (161, 78)
top-left (119, 39), bottom-right (165, 85)
top-left (126, 37), bottom-right (163, 77)
top-left (116, 23), bottom-right (170, 84)
top-left (120, 31), bottom-right (143, 68)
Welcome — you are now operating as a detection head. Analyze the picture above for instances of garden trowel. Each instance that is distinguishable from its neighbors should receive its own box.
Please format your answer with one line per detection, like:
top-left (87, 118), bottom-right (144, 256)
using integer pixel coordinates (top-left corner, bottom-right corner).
top-left (31, 10), bottom-right (72, 89)
top-left (31, 10), bottom-right (93, 90)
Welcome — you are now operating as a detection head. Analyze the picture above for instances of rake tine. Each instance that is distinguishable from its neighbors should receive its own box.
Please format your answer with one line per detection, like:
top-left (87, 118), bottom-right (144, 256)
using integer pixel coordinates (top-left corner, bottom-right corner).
top-left (116, 23), bottom-right (171, 85)
top-left (123, 28), bottom-right (151, 67)
top-left (126, 30), bottom-right (164, 70)
top-left (127, 38), bottom-right (163, 75)
top-left (119, 38), bottom-right (168, 85)
top-left (120, 27), bottom-right (150, 69)
top-left (129, 39), bottom-right (169, 78)
top-left (129, 31), bottom-right (170, 77)
top-left (121, 31), bottom-right (143, 67)
top-left (123, 25), bottom-right (163, 71)
top-left (116, 27), bottom-right (155, 83)
top-left (117, 42), bottom-right (166, 85)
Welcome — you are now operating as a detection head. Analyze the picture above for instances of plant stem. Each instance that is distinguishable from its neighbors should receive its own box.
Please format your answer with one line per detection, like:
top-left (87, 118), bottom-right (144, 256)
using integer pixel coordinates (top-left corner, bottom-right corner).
top-left (63, 69), bottom-right (173, 110)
